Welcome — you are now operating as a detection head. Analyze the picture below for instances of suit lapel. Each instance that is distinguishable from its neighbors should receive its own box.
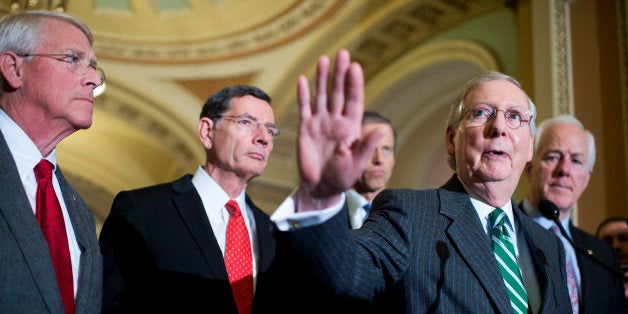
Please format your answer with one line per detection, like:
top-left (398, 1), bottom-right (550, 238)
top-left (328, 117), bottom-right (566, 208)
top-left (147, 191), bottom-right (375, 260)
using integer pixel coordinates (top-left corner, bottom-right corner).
top-left (0, 132), bottom-right (63, 313)
top-left (56, 168), bottom-right (100, 312)
top-left (438, 176), bottom-right (513, 313)
top-left (570, 224), bottom-right (593, 308)
top-left (247, 196), bottom-right (274, 273)
top-left (171, 176), bottom-right (229, 280)
top-left (514, 208), bottom-right (561, 313)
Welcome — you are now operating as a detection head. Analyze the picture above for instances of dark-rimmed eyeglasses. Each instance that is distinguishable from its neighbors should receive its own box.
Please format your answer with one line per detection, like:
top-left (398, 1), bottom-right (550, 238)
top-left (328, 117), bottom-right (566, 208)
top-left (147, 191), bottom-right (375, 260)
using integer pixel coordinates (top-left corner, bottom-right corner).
top-left (462, 104), bottom-right (532, 129)
top-left (217, 114), bottom-right (280, 138)
top-left (18, 52), bottom-right (106, 85)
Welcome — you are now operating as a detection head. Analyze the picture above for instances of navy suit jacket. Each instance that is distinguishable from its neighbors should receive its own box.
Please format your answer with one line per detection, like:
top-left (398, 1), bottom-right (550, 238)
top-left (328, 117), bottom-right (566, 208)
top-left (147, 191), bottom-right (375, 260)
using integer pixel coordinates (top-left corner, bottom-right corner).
top-left (0, 131), bottom-right (102, 313)
top-left (99, 174), bottom-right (276, 313)
top-left (520, 201), bottom-right (626, 313)
top-left (570, 222), bottom-right (625, 313)
top-left (275, 175), bottom-right (572, 313)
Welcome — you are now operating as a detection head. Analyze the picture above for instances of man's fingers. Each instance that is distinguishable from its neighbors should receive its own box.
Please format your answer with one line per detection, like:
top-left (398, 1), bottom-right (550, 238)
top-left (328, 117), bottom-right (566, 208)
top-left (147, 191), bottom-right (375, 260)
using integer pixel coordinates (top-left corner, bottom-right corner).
top-left (344, 61), bottom-right (364, 121)
top-left (315, 55), bottom-right (330, 115)
top-left (355, 127), bottom-right (386, 166)
top-left (297, 75), bottom-right (312, 121)
top-left (330, 49), bottom-right (350, 114)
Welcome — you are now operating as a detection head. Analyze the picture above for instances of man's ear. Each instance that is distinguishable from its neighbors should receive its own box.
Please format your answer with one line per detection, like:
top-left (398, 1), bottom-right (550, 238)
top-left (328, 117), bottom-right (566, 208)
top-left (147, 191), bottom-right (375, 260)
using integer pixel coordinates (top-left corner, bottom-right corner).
top-left (524, 161), bottom-right (533, 181)
top-left (0, 51), bottom-right (24, 90)
top-left (445, 127), bottom-right (456, 157)
top-left (198, 117), bottom-right (214, 150)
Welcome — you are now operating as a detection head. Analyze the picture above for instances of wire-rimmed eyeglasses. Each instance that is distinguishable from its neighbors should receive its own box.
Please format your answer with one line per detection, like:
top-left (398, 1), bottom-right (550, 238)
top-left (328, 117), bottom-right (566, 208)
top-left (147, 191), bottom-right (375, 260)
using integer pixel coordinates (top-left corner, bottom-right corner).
top-left (462, 104), bottom-right (532, 129)
top-left (17, 52), bottom-right (106, 85)
top-left (217, 114), bottom-right (280, 138)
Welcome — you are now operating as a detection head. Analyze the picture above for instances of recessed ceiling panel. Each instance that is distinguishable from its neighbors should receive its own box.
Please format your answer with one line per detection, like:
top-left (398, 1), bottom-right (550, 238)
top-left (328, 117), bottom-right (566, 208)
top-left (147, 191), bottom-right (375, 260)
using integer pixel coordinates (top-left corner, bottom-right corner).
top-left (67, 0), bottom-right (344, 63)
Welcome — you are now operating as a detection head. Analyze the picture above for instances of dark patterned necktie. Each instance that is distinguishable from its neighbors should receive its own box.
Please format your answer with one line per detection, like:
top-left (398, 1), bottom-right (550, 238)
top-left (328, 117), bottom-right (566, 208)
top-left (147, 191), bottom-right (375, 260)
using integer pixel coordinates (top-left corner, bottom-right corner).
top-left (550, 225), bottom-right (579, 313)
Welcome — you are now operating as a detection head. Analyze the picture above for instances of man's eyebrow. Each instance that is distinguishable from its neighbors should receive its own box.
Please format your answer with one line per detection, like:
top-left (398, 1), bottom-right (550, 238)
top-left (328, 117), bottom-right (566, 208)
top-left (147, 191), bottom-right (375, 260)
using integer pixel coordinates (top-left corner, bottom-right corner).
top-left (67, 49), bottom-right (86, 56)
top-left (569, 152), bottom-right (586, 158)
top-left (240, 113), bottom-right (276, 126)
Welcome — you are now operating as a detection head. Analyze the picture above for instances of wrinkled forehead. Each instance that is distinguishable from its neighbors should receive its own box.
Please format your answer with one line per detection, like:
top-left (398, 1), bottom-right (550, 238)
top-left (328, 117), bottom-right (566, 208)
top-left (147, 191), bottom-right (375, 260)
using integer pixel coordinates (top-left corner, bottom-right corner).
top-left (228, 95), bottom-right (274, 120)
top-left (37, 18), bottom-right (93, 54)
top-left (466, 80), bottom-right (529, 109)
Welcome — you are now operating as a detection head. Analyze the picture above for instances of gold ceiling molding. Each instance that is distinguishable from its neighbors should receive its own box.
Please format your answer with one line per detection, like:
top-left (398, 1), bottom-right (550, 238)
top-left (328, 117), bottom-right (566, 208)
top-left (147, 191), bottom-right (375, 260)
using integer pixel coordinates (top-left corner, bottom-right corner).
top-left (174, 73), bottom-right (256, 101)
top-left (349, 0), bottom-right (505, 79)
top-left (74, 0), bottom-right (345, 63)
top-left (95, 84), bottom-right (200, 169)
top-left (0, 0), bottom-right (68, 15)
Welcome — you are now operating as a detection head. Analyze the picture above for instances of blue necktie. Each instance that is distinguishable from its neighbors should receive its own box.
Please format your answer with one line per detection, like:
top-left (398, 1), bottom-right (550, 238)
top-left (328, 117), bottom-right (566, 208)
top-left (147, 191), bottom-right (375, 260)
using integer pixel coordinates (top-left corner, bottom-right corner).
top-left (362, 203), bottom-right (371, 222)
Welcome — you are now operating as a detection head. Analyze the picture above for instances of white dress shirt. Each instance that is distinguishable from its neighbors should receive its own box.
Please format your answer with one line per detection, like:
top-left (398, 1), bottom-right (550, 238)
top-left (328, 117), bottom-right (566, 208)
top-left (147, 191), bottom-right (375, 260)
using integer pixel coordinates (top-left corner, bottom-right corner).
top-left (190, 166), bottom-right (260, 287)
top-left (0, 109), bottom-right (81, 297)
top-left (346, 189), bottom-right (370, 229)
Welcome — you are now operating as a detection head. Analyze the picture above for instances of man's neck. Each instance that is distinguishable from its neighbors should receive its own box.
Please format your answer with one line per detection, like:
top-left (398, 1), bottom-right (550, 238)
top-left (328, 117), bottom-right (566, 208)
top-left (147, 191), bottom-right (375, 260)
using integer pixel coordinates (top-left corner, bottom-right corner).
top-left (354, 187), bottom-right (384, 203)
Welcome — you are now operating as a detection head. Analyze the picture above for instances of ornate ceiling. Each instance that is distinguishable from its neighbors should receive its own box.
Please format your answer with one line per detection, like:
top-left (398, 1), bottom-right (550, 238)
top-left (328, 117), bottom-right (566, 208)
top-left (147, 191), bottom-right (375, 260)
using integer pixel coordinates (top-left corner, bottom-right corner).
top-left (1, 0), bottom-right (515, 232)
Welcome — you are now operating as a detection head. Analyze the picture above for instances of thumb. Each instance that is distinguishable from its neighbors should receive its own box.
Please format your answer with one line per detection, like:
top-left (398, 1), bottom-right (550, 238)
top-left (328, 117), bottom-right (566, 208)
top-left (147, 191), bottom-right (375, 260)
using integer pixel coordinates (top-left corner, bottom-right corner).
top-left (353, 127), bottom-right (386, 166)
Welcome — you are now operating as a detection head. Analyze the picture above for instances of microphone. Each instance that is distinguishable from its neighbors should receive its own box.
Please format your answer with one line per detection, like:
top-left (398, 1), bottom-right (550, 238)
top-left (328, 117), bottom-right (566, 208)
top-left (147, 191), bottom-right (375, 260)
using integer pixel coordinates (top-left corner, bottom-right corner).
top-left (538, 199), bottom-right (624, 278)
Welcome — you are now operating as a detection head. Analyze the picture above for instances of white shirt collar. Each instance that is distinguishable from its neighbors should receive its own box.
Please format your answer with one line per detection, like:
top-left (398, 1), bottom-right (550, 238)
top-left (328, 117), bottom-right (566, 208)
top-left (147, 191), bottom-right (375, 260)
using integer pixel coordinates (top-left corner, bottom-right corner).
top-left (191, 166), bottom-right (246, 209)
top-left (521, 198), bottom-right (573, 238)
top-left (0, 108), bottom-right (57, 177)
top-left (346, 189), bottom-right (368, 211)
top-left (469, 196), bottom-right (515, 231)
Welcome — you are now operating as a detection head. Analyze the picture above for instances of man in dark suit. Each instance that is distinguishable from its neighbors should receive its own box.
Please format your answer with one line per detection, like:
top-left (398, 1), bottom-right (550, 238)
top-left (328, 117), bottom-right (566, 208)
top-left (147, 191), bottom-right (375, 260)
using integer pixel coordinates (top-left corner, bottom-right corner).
top-left (521, 114), bottom-right (625, 312)
top-left (345, 111), bottom-right (396, 229)
top-left (0, 11), bottom-right (104, 314)
top-left (99, 85), bottom-right (277, 313)
top-left (270, 50), bottom-right (572, 313)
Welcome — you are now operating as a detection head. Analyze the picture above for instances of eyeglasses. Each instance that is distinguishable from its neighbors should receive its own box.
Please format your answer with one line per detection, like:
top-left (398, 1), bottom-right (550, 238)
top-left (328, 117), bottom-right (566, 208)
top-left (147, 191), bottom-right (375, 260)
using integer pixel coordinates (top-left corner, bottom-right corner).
top-left (18, 52), bottom-right (106, 85)
top-left (217, 114), bottom-right (280, 138)
top-left (462, 104), bottom-right (532, 129)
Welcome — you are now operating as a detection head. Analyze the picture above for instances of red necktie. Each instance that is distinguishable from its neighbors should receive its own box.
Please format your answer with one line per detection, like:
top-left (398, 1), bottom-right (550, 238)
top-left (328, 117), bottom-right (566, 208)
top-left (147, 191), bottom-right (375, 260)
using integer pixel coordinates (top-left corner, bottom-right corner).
top-left (224, 200), bottom-right (253, 314)
top-left (34, 160), bottom-right (74, 314)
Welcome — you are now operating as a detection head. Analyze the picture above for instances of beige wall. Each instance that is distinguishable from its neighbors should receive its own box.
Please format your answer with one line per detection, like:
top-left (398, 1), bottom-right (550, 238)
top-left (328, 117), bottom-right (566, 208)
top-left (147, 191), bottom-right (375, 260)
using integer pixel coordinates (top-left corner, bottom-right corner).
top-left (570, 0), bottom-right (628, 233)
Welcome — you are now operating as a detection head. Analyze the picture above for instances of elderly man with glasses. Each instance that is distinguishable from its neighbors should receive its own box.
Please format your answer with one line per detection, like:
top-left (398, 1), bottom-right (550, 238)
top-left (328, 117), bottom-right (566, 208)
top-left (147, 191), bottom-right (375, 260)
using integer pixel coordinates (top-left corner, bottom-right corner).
top-left (0, 10), bottom-right (104, 314)
top-left (271, 52), bottom-right (572, 313)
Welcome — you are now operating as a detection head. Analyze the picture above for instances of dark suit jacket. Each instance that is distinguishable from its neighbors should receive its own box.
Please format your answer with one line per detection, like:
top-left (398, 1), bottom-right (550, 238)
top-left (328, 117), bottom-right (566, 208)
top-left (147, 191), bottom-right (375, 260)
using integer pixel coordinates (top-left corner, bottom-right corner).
top-left (570, 222), bottom-right (625, 313)
top-left (275, 175), bottom-right (572, 313)
top-left (99, 174), bottom-right (276, 313)
top-left (0, 131), bottom-right (102, 313)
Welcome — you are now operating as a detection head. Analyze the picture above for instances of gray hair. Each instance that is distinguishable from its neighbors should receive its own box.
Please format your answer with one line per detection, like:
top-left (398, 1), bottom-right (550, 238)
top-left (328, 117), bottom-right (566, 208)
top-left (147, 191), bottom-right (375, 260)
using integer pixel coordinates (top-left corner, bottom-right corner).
top-left (0, 10), bottom-right (93, 55)
top-left (534, 114), bottom-right (596, 172)
top-left (446, 71), bottom-right (537, 170)
top-left (0, 11), bottom-right (93, 93)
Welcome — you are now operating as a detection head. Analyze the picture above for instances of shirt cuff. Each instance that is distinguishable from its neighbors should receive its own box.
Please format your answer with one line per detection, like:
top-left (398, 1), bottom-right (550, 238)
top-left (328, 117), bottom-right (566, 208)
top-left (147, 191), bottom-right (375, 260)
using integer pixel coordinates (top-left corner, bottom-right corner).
top-left (271, 192), bottom-right (346, 231)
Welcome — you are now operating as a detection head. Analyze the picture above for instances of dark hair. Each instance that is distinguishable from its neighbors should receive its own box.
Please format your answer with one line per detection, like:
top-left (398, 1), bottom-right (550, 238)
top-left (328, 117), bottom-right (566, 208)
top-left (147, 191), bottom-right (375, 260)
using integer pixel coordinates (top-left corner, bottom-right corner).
top-left (199, 85), bottom-right (271, 122)
top-left (362, 111), bottom-right (397, 149)
top-left (596, 216), bottom-right (628, 237)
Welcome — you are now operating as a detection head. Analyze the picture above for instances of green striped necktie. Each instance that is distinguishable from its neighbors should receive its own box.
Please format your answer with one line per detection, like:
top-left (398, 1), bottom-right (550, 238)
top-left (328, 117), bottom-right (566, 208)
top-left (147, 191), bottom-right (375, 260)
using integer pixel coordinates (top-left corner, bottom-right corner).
top-left (490, 208), bottom-right (529, 314)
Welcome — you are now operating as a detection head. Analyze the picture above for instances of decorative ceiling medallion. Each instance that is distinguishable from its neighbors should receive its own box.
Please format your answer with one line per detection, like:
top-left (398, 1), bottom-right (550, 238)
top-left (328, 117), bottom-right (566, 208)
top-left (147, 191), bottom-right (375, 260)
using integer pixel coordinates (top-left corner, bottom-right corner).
top-left (81, 0), bottom-right (344, 63)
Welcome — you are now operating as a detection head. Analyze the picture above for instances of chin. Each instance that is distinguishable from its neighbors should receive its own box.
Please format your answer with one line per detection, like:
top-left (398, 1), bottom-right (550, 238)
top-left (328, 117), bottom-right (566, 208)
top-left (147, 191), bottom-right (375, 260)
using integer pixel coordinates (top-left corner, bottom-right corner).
top-left (75, 120), bottom-right (93, 130)
top-left (545, 197), bottom-right (572, 211)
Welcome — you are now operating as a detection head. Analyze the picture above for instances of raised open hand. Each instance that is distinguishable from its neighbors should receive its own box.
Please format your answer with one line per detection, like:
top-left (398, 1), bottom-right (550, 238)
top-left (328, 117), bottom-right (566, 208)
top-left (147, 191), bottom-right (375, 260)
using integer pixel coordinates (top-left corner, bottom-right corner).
top-left (295, 50), bottom-right (383, 211)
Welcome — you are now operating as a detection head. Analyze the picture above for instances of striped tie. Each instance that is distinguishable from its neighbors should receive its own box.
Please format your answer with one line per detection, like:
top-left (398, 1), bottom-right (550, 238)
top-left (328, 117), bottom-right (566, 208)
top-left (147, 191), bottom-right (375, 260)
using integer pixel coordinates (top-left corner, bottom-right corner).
top-left (490, 208), bottom-right (529, 314)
